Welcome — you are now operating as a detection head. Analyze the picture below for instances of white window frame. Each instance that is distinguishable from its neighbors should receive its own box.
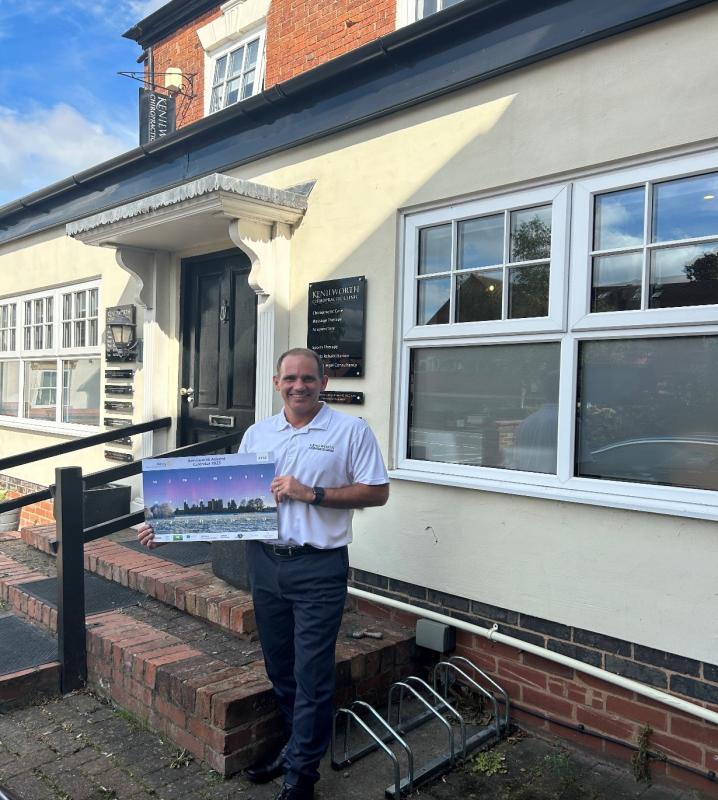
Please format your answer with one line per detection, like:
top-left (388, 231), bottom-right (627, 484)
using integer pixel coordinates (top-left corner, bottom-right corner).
top-left (204, 25), bottom-right (266, 117)
top-left (0, 280), bottom-right (101, 435)
top-left (392, 151), bottom-right (718, 521)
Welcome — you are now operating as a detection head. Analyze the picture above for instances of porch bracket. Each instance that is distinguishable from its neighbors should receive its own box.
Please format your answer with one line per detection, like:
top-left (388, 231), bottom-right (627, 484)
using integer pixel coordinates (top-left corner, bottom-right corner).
top-left (114, 246), bottom-right (166, 310)
top-left (229, 217), bottom-right (292, 421)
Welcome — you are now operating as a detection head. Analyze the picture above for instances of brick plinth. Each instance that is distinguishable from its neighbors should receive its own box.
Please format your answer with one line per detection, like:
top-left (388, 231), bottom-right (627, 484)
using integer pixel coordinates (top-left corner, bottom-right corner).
top-left (0, 662), bottom-right (60, 708)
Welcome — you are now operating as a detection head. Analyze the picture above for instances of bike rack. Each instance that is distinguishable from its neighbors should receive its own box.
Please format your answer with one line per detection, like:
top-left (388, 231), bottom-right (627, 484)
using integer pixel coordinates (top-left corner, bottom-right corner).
top-left (331, 655), bottom-right (510, 798)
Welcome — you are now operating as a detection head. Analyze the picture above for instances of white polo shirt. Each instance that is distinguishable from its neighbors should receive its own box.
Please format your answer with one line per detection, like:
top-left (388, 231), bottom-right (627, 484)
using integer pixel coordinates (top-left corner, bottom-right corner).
top-left (238, 403), bottom-right (388, 548)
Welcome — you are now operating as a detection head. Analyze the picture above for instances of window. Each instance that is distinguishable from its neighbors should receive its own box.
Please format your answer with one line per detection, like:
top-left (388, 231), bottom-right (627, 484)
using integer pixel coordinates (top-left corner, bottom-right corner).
top-left (396, 151), bottom-right (718, 519)
top-left (0, 281), bottom-right (100, 430)
top-left (207, 29), bottom-right (264, 115)
top-left (415, 0), bottom-right (464, 19)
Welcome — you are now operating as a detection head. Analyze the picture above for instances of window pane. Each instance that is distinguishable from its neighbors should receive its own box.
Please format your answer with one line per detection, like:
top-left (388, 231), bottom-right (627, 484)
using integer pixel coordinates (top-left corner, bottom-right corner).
top-left (209, 87), bottom-right (223, 114)
top-left (224, 77), bottom-right (241, 107)
top-left (24, 327), bottom-right (31, 350)
top-left (228, 47), bottom-right (245, 76)
top-left (417, 0), bottom-right (439, 17)
top-left (46, 297), bottom-right (53, 323)
top-left (418, 224), bottom-right (451, 275)
top-left (456, 269), bottom-right (502, 322)
top-left (417, 276), bottom-right (450, 325)
top-left (241, 69), bottom-right (255, 100)
top-left (75, 320), bottom-right (86, 347)
top-left (75, 291), bottom-right (86, 318)
top-left (24, 361), bottom-right (57, 420)
top-left (650, 242), bottom-right (718, 309)
top-left (212, 55), bottom-right (227, 85)
top-left (9, 331), bottom-right (15, 351)
top-left (653, 172), bottom-right (718, 243)
top-left (576, 336), bottom-right (718, 490)
top-left (89, 289), bottom-right (98, 317)
top-left (594, 187), bottom-right (644, 250)
top-left (246, 39), bottom-right (259, 69)
top-left (63, 294), bottom-right (72, 321)
top-left (510, 206), bottom-right (551, 261)
top-left (509, 263), bottom-right (549, 318)
top-left (24, 300), bottom-right (32, 324)
top-left (0, 361), bottom-right (19, 416)
top-left (88, 319), bottom-right (98, 347)
top-left (34, 299), bottom-right (43, 324)
top-left (408, 343), bottom-right (560, 472)
top-left (458, 214), bottom-right (503, 269)
top-left (0, 307), bottom-right (7, 328)
top-left (591, 252), bottom-right (643, 312)
top-left (33, 326), bottom-right (43, 349)
top-left (62, 322), bottom-right (71, 348)
top-left (0, 332), bottom-right (6, 352)
top-left (45, 325), bottom-right (53, 349)
top-left (62, 359), bottom-right (100, 425)
top-left (10, 305), bottom-right (15, 327)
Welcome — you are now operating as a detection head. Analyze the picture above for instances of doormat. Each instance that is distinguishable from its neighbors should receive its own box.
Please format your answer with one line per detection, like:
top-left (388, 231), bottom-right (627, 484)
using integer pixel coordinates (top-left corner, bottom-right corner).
top-left (117, 538), bottom-right (212, 567)
top-left (0, 613), bottom-right (57, 675)
top-left (18, 573), bottom-right (143, 614)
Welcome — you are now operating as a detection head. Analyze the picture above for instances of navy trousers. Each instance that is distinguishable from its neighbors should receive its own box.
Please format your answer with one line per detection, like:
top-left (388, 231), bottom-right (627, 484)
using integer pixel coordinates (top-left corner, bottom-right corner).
top-left (246, 541), bottom-right (348, 787)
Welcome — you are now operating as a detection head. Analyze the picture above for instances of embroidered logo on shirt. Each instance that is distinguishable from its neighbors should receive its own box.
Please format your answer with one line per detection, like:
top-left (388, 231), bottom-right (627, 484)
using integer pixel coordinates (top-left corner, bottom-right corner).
top-left (308, 443), bottom-right (335, 452)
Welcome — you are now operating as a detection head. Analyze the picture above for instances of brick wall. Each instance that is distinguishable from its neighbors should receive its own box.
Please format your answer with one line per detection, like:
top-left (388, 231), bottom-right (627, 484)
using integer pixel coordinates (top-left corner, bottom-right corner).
top-left (0, 474), bottom-right (54, 529)
top-left (264, 0), bottom-right (395, 88)
top-left (147, 6), bottom-right (222, 129)
top-left (350, 569), bottom-right (718, 792)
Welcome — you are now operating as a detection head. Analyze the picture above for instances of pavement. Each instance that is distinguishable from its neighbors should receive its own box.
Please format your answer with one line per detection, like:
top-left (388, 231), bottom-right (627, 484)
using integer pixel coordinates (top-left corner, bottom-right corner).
top-left (0, 689), bottom-right (713, 800)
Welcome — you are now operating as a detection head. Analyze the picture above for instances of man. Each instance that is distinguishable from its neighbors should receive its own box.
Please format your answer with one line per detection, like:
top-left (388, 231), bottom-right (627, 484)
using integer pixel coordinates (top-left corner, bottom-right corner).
top-left (139, 348), bottom-right (389, 800)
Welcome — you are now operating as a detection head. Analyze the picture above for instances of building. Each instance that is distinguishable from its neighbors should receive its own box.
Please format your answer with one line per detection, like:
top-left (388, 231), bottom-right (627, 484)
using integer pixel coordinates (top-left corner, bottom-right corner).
top-left (0, 0), bottom-right (717, 789)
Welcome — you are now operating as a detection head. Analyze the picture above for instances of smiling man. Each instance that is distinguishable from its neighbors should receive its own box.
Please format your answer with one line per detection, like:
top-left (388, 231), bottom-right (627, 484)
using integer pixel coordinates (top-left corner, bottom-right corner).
top-left (238, 347), bottom-right (389, 800)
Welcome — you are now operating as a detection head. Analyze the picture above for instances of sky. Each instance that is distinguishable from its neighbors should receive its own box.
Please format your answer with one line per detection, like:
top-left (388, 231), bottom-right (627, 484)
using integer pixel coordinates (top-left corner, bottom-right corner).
top-left (144, 464), bottom-right (275, 510)
top-left (0, 0), bottom-right (167, 206)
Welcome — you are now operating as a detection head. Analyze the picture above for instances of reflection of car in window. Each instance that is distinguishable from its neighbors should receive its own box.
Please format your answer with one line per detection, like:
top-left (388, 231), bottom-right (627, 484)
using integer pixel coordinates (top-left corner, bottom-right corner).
top-left (581, 436), bottom-right (718, 491)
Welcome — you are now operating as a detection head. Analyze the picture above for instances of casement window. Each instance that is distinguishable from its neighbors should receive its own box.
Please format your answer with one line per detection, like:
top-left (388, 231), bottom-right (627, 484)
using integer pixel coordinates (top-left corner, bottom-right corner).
top-left (395, 151), bottom-right (718, 519)
top-left (0, 282), bottom-right (100, 431)
top-left (206, 28), bottom-right (265, 115)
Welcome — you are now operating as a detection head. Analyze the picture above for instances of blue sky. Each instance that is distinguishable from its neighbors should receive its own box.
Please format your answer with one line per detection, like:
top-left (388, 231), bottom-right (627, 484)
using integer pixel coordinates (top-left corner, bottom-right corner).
top-left (0, 0), bottom-right (166, 206)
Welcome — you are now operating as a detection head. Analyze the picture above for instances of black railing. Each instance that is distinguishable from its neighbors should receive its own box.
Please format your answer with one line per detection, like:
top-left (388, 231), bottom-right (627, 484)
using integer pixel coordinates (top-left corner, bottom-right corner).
top-left (0, 417), bottom-right (244, 693)
top-left (0, 417), bottom-right (172, 516)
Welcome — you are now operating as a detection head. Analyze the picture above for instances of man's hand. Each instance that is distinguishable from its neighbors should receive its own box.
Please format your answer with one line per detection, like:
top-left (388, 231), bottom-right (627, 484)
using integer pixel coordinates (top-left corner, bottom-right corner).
top-left (270, 475), bottom-right (313, 504)
top-left (137, 522), bottom-right (162, 549)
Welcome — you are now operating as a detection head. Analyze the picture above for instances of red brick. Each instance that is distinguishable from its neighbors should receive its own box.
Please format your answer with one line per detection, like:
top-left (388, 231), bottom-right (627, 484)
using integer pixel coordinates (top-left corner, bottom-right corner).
top-left (650, 731), bottom-right (703, 766)
top-left (522, 686), bottom-right (574, 720)
top-left (605, 695), bottom-right (668, 731)
top-left (575, 706), bottom-right (638, 741)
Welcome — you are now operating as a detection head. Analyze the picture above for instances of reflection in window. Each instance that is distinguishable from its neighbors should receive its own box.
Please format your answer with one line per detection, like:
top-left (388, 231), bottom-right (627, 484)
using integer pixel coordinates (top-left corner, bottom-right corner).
top-left (650, 243), bottom-right (718, 308)
top-left (576, 336), bottom-right (718, 490)
top-left (416, 204), bottom-right (552, 325)
top-left (592, 172), bottom-right (718, 312)
top-left (62, 359), bottom-right (100, 426)
top-left (24, 361), bottom-right (57, 420)
top-left (0, 362), bottom-right (19, 417)
top-left (408, 343), bottom-right (560, 472)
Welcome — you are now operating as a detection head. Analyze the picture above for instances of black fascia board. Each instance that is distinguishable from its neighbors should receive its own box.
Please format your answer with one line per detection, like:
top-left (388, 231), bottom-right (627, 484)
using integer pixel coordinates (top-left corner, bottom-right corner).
top-left (123, 0), bottom-right (220, 48)
top-left (0, 0), bottom-right (714, 245)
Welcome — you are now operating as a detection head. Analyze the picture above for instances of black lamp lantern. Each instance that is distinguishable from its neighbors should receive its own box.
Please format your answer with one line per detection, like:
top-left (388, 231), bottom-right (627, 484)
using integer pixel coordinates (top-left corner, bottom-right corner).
top-left (106, 305), bottom-right (138, 362)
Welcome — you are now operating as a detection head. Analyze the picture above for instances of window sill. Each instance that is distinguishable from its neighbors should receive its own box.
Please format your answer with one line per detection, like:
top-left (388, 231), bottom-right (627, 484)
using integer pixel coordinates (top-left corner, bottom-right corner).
top-left (388, 467), bottom-right (718, 522)
top-left (0, 417), bottom-right (102, 438)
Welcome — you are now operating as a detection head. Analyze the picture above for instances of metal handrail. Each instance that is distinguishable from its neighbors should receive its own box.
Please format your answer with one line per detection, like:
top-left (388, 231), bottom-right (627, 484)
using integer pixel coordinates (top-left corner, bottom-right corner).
top-left (0, 417), bottom-right (172, 514)
top-left (0, 417), bottom-right (171, 471)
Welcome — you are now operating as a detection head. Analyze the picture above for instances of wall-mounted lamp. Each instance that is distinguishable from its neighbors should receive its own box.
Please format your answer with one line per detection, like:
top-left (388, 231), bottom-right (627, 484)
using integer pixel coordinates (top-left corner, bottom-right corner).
top-left (165, 67), bottom-right (184, 93)
top-left (106, 305), bottom-right (139, 362)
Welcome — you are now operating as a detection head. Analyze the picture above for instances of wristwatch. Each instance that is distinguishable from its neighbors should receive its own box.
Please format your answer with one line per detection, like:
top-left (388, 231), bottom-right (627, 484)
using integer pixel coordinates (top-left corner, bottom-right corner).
top-left (311, 486), bottom-right (325, 506)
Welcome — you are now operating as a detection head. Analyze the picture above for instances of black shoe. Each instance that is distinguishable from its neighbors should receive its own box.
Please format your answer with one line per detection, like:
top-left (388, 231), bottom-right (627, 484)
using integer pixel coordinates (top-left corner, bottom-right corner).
top-left (245, 744), bottom-right (288, 784)
top-left (274, 783), bottom-right (314, 800)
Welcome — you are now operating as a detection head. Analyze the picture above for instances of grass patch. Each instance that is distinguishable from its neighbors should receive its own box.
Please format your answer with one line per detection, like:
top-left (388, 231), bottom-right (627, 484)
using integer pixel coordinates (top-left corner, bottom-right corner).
top-left (471, 750), bottom-right (509, 776)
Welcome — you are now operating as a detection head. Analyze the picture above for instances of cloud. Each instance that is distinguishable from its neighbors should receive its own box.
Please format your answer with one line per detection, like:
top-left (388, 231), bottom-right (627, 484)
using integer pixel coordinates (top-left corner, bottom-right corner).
top-left (0, 103), bottom-right (137, 205)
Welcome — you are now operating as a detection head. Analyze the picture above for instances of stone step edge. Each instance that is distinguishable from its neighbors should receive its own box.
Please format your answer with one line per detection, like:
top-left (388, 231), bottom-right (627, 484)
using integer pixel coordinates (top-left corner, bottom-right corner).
top-left (0, 659), bottom-right (61, 707)
top-left (21, 524), bottom-right (257, 636)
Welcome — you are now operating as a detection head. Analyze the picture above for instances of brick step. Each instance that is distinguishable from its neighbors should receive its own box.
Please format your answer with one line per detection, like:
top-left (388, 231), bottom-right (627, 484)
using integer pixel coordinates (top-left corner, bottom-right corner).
top-left (0, 548), bottom-right (416, 776)
top-left (22, 525), bottom-right (257, 635)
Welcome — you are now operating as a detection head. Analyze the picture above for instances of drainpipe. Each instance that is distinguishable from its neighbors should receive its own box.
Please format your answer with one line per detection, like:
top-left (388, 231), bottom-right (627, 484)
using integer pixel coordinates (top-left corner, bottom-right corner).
top-left (348, 587), bottom-right (718, 727)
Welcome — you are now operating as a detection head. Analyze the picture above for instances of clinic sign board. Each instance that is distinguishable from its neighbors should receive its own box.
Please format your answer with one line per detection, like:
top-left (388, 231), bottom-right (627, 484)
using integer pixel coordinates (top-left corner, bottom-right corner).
top-left (139, 88), bottom-right (176, 146)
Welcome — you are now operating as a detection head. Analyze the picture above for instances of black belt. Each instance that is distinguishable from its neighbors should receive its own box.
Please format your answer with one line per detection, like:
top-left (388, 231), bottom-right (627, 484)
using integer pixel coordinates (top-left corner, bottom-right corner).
top-left (261, 541), bottom-right (326, 557)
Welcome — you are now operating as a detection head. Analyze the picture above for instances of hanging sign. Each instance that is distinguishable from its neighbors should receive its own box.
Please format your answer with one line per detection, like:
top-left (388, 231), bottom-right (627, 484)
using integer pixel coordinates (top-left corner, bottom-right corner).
top-left (139, 88), bottom-right (176, 146)
top-left (307, 277), bottom-right (366, 378)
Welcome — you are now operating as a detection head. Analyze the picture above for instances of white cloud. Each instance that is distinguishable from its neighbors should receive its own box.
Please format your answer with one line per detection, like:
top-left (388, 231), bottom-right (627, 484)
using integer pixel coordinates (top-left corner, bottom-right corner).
top-left (0, 103), bottom-right (137, 205)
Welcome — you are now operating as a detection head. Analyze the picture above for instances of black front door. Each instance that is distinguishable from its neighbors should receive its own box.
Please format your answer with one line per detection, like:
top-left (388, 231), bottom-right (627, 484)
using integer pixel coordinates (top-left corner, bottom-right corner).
top-left (179, 250), bottom-right (257, 447)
